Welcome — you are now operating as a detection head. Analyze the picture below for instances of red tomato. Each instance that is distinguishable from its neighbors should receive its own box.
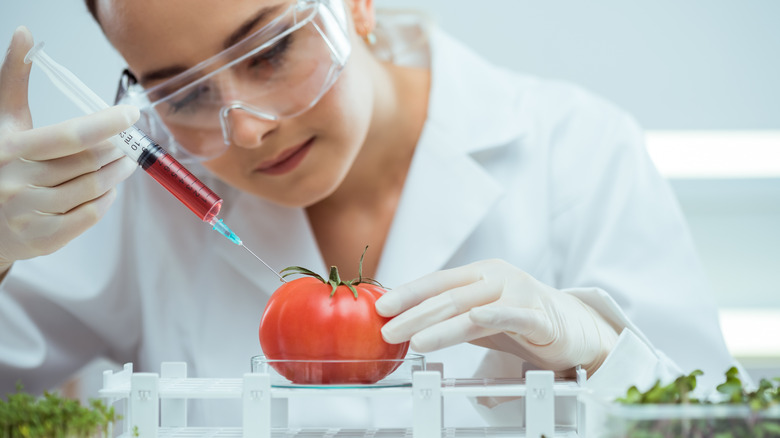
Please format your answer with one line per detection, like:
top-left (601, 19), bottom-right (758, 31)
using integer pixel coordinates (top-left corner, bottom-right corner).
top-left (259, 266), bottom-right (409, 384)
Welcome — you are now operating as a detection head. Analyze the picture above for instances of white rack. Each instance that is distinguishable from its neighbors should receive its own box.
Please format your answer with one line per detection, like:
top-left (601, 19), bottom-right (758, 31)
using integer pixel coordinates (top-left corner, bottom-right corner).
top-left (99, 362), bottom-right (587, 438)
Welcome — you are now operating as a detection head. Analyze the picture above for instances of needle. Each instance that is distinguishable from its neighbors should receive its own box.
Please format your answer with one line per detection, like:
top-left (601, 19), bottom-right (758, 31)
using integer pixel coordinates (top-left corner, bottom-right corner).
top-left (242, 244), bottom-right (287, 283)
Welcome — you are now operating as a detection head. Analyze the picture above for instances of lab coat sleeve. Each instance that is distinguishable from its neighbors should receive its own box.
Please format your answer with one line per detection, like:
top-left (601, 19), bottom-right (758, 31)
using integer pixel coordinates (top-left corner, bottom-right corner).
top-left (565, 287), bottom-right (682, 397)
top-left (545, 90), bottom-right (737, 392)
top-left (0, 182), bottom-right (142, 395)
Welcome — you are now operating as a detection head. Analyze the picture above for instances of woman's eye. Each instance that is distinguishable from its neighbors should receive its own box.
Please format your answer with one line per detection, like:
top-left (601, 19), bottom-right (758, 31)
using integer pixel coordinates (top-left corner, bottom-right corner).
top-left (168, 84), bottom-right (211, 114)
top-left (247, 34), bottom-right (293, 71)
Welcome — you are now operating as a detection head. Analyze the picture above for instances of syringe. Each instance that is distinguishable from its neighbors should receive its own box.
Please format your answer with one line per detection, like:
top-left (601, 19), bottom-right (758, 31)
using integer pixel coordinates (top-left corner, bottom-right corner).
top-left (24, 42), bottom-right (285, 282)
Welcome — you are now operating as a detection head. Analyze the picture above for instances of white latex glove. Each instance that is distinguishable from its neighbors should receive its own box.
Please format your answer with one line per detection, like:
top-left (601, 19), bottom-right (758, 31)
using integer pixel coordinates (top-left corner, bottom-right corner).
top-left (376, 259), bottom-right (619, 376)
top-left (0, 27), bottom-right (139, 273)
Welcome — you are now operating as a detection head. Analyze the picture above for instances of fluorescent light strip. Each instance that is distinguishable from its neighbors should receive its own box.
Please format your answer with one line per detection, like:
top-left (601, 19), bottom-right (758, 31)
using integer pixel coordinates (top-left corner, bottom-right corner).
top-left (645, 131), bottom-right (780, 179)
top-left (719, 309), bottom-right (780, 359)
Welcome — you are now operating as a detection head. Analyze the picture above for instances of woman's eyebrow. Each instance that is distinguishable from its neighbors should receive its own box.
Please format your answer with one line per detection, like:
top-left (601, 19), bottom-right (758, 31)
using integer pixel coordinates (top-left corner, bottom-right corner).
top-left (223, 4), bottom-right (285, 49)
top-left (138, 3), bottom-right (285, 85)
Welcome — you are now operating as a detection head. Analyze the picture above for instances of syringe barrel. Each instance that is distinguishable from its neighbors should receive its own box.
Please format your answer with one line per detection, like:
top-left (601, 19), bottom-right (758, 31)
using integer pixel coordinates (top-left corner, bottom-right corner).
top-left (136, 139), bottom-right (223, 222)
top-left (109, 127), bottom-right (223, 222)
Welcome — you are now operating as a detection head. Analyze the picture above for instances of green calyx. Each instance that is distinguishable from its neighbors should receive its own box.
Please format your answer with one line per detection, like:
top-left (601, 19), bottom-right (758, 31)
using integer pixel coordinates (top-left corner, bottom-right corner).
top-left (280, 246), bottom-right (383, 299)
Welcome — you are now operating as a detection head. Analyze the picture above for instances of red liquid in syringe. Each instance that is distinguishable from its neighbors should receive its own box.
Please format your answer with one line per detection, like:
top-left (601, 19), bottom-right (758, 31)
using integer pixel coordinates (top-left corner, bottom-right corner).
top-left (138, 142), bottom-right (223, 222)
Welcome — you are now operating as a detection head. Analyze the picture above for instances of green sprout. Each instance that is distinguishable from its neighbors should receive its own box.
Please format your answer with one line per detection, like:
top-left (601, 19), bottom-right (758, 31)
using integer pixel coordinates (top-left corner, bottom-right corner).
top-left (0, 383), bottom-right (120, 438)
top-left (614, 368), bottom-right (780, 437)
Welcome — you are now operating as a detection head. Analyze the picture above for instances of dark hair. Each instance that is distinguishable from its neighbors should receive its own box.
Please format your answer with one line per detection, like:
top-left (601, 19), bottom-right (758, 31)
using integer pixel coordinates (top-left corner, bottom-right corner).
top-left (85, 0), bottom-right (99, 23)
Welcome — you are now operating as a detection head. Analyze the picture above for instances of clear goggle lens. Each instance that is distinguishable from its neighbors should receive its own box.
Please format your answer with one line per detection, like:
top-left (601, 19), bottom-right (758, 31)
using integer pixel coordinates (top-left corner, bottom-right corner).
top-left (116, 0), bottom-right (351, 162)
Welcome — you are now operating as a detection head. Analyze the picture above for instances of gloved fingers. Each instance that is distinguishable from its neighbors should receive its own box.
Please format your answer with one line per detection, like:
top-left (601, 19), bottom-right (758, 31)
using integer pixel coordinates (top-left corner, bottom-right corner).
top-left (468, 305), bottom-right (556, 346)
top-left (376, 263), bottom-right (483, 317)
top-left (381, 278), bottom-right (502, 344)
top-left (409, 312), bottom-right (500, 352)
top-left (8, 188), bottom-right (119, 258)
top-left (16, 141), bottom-right (126, 188)
top-left (10, 105), bottom-right (139, 161)
top-left (53, 187), bottom-right (120, 245)
top-left (469, 332), bottom-right (536, 358)
top-left (23, 155), bottom-right (136, 215)
top-left (0, 27), bottom-right (34, 123)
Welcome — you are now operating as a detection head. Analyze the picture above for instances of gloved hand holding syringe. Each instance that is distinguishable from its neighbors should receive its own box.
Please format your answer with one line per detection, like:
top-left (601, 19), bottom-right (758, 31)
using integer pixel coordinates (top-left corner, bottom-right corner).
top-left (24, 42), bottom-right (286, 282)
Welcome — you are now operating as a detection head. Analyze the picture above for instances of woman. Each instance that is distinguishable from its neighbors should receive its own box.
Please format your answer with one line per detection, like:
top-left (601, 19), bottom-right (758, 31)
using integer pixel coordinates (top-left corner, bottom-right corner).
top-left (0, 0), bottom-right (735, 428)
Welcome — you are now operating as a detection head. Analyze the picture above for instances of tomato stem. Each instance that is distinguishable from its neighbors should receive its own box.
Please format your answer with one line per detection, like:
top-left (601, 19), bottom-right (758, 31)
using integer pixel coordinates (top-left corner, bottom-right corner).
top-left (279, 246), bottom-right (385, 299)
top-left (356, 245), bottom-right (368, 284)
top-left (349, 246), bottom-right (385, 289)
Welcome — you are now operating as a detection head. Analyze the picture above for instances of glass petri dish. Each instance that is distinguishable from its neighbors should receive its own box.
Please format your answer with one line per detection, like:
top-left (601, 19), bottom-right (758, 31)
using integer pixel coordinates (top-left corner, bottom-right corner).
top-left (250, 354), bottom-right (426, 388)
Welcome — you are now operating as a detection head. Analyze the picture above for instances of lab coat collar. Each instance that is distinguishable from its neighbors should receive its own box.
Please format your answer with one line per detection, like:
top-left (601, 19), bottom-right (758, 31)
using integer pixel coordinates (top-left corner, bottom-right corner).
top-left (215, 23), bottom-right (526, 291)
top-left (422, 26), bottom-right (529, 154)
top-left (376, 25), bottom-right (527, 285)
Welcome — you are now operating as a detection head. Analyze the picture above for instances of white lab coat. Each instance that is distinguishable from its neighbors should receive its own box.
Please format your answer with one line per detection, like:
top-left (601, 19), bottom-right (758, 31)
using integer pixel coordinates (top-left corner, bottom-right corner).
top-left (0, 17), bottom-right (736, 429)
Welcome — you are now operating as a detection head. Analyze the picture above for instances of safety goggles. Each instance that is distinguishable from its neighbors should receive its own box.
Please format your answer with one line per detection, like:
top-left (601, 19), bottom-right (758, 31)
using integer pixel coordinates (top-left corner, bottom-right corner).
top-left (115, 0), bottom-right (351, 162)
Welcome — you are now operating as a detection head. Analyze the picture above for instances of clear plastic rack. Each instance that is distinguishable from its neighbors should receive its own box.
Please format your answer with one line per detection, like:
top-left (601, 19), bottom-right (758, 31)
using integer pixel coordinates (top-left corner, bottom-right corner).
top-left (98, 361), bottom-right (587, 438)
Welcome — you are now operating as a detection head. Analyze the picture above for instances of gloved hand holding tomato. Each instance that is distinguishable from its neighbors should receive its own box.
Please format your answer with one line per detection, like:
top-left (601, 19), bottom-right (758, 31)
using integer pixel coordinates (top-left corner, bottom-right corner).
top-left (376, 259), bottom-right (619, 377)
top-left (258, 249), bottom-right (409, 384)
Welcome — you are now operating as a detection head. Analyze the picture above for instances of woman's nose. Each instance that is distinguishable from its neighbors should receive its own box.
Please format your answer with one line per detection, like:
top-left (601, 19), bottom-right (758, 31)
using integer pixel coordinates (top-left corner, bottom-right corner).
top-left (220, 104), bottom-right (279, 149)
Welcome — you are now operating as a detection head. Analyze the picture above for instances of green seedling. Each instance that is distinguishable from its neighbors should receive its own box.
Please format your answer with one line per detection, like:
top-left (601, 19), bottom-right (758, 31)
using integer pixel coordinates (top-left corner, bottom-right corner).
top-left (0, 383), bottom-right (119, 438)
top-left (614, 367), bottom-right (780, 437)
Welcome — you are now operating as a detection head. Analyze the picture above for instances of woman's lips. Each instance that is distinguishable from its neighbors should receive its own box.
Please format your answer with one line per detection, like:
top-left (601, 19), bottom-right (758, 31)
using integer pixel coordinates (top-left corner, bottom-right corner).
top-left (255, 138), bottom-right (314, 175)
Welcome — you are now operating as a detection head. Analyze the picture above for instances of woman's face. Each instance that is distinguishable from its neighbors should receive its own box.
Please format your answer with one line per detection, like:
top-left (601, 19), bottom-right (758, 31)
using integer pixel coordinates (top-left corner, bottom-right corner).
top-left (98, 0), bottom-right (374, 207)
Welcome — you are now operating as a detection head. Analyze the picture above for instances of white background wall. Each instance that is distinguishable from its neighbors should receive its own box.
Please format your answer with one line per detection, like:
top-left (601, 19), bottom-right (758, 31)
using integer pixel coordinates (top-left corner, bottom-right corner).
top-left (2, 1), bottom-right (780, 130)
top-left (374, 0), bottom-right (780, 131)
top-left (2, 0), bottom-right (779, 385)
